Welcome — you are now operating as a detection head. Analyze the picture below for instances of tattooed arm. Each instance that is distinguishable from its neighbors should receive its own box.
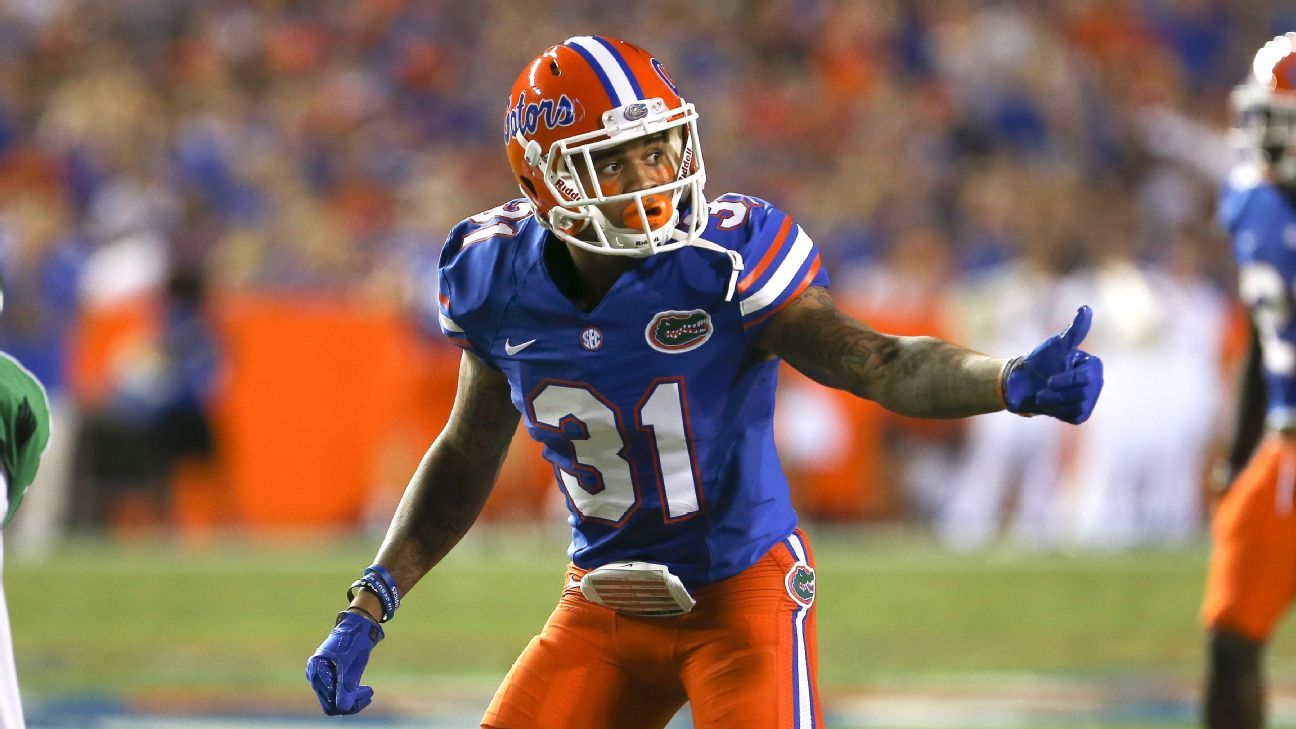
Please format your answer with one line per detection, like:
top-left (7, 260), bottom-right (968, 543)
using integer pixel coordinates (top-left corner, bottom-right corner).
top-left (349, 349), bottom-right (519, 619)
top-left (757, 286), bottom-right (1007, 418)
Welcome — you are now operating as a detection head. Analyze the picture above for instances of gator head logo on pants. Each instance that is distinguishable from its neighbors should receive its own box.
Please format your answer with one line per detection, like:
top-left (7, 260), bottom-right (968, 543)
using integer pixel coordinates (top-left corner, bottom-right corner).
top-left (645, 310), bottom-right (713, 353)
top-left (785, 563), bottom-right (816, 608)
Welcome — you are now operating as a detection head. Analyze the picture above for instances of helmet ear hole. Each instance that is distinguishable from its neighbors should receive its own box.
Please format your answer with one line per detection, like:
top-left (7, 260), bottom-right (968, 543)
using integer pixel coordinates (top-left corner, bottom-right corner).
top-left (549, 60), bottom-right (561, 76)
top-left (519, 177), bottom-right (539, 198)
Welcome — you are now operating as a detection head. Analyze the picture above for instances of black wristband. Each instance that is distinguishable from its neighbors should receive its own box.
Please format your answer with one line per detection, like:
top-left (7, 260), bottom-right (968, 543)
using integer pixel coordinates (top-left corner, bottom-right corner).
top-left (999, 356), bottom-right (1022, 410)
top-left (346, 578), bottom-right (370, 602)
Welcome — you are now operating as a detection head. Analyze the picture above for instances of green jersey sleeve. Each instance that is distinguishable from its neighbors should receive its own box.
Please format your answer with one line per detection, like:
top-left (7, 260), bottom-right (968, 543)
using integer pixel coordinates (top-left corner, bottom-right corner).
top-left (0, 353), bottom-right (50, 526)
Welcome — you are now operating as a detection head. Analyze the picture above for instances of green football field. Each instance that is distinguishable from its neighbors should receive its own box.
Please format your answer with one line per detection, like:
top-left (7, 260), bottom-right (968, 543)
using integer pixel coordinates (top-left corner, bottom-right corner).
top-left (7, 525), bottom-right (1296, 728)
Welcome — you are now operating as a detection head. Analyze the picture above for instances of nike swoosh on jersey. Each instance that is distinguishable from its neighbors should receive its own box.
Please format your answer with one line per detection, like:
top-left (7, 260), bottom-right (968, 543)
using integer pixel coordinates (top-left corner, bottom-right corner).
top-left (504, 338), bottom-right (537, 355)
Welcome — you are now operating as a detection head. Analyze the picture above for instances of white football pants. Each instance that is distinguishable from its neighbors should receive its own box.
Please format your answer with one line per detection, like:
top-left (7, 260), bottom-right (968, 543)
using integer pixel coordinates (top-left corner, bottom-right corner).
top-left (0, 469), bottom-right (25, 729)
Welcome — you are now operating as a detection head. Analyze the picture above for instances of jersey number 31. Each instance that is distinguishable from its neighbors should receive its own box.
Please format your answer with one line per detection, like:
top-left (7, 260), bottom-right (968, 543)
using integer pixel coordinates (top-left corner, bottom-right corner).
top-left (528, 379), bottom-right (701, 524)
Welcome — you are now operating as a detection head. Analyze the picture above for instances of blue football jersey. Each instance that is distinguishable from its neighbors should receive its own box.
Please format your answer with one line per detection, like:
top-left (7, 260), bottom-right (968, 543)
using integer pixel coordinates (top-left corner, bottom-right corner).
top-left (436, 194), bottom-right (829, 586)
top-left (1222, 167), bottom-right (1296, 429)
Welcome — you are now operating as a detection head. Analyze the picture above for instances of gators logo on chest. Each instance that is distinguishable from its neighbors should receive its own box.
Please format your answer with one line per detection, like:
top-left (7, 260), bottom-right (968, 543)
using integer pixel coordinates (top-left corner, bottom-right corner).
top-left (645, 310), bottom-right (714, 353)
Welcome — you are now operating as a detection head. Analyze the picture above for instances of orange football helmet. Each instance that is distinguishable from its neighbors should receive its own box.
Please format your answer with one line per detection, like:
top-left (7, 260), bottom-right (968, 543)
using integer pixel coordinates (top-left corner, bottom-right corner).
top-left (1232, 32), bottom-right (1296, 183)
top-left (504, 36), bottom-right (707, 257)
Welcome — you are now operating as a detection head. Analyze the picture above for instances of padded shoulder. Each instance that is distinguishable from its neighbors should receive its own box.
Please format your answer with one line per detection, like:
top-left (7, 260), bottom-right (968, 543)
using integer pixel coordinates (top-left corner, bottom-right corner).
top-left (704, 193), bottom-right (830, 333)
top-left (436, 199), bottom-right (536, 359)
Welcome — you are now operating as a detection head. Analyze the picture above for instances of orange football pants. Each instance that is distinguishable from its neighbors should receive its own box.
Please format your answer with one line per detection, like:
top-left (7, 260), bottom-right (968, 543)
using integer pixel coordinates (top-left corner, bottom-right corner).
top-left (1203, 436), bottom-right (1296, 641)
top-left (481, 529), bottom-right (823, 729)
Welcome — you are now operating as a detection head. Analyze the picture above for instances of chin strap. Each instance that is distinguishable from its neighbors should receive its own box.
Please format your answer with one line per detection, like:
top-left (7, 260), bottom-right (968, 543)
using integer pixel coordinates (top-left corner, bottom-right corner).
top-left (686, 236), bottom-right (745, 302)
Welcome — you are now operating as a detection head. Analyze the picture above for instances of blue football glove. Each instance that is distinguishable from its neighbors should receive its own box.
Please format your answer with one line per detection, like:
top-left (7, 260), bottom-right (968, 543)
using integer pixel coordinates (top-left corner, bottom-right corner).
top-left (1004, 305), bottom-right (1104, 425)
top-left (306, 610), bottom-right (383, 716)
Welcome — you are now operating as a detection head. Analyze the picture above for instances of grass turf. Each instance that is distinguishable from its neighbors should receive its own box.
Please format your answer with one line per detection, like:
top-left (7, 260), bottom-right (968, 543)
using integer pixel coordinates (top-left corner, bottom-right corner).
top-left (6, 525), bottom-right (1285, 724)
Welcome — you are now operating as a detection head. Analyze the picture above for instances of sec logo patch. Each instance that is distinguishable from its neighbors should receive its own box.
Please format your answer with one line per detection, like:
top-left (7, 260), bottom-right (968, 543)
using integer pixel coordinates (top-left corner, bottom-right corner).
top-left (645, 310), bottom-right (713, 353)
top-left (785, 563), bottom-right (816, 608)
top-left (580, 327), bottom-right (603, 351)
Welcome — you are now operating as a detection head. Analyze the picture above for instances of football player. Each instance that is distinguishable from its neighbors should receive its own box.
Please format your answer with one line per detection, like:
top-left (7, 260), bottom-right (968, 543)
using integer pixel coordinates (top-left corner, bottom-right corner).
top-left (308, 36), bottom-right (1104, 728)
top-left (0, 273), bottom-right (53, 729)
top-left (1202, 32), bottom-right (1296, 729)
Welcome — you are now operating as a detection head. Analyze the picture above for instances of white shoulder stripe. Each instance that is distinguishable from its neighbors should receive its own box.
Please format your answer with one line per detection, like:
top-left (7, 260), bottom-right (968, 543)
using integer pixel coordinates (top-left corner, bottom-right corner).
top-left (739, 226), bottom-right (813, 317)
top-left (439, 313), bottom-right (464, 333)
top-left (566, 36), bottom-right (636, 106)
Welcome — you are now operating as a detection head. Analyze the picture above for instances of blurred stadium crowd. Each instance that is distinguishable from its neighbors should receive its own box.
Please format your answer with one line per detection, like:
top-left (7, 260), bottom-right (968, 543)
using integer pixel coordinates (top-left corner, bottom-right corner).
top-left (0, 0), bottom-right (1292, 554)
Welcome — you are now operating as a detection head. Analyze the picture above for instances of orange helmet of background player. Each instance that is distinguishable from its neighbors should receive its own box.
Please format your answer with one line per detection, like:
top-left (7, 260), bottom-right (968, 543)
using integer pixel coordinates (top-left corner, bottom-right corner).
top-left (504, 36), bottom-right (708, 257)
top-left (1232, 32), bottom-right (1296, 183)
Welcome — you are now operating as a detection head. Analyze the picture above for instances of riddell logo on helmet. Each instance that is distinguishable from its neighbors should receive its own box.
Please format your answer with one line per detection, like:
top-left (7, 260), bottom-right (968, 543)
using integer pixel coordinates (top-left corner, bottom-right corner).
top-left (676, 144), bottom-right (694, 181)
top-left (505, 92), bottom-right (576, 141)
top-left (553, 177), bottom-right (581, 201)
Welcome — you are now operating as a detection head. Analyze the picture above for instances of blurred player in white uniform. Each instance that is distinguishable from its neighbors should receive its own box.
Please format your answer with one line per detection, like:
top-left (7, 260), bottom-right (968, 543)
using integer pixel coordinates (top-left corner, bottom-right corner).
top-left (1065, 251), bottom-right (1225, 549)
top-left (940, 245), bottom-right (1073, 550)
top-left (0, 277), bottom-right (53, 729)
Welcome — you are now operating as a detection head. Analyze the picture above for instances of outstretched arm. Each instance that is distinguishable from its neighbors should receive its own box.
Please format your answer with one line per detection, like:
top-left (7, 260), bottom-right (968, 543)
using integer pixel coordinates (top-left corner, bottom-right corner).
top-left (309, 349), bottom-right (519, 716)
top-left (757, 286), bottom-right (1007, 418)
top-left (357, 349), bottom-right (520, 610)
